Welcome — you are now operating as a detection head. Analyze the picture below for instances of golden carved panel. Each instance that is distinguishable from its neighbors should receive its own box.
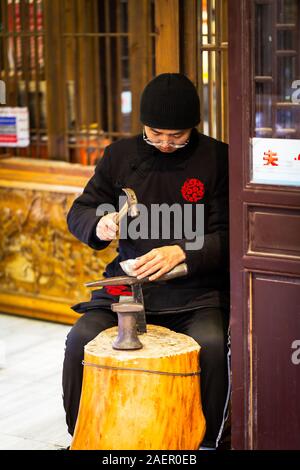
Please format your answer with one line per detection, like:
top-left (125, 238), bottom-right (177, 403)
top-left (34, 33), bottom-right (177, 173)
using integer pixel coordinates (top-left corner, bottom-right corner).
top-left (0, 158), bottom-right (116, 324)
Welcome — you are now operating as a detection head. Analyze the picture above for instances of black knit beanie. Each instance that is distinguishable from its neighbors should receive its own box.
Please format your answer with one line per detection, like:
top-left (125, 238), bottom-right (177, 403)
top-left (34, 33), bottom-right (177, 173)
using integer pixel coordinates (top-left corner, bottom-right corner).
top-left (140, 73), bottom-right (200, 129)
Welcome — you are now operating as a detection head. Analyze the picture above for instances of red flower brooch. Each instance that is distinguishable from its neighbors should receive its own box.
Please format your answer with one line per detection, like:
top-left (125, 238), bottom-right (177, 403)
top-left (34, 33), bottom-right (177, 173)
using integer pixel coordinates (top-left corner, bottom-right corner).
top-left (181, 178), bottom-right (205, 202)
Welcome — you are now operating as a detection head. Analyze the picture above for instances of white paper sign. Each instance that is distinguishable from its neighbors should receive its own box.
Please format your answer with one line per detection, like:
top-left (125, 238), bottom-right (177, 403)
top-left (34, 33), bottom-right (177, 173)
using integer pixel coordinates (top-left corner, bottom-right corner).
top-left (251, 137), bottom-right (300, 186)
top-left (0, 107), bottom-right (29, 147)
top-left (121, 91), bottom-right (132, 114)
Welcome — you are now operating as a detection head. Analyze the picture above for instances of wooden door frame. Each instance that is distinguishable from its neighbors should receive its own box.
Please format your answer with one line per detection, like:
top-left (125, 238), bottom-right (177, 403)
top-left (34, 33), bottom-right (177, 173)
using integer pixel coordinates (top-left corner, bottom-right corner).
top-left (228, 0), bottom-right (300, 449)
top-left (228, 0), bottom-right (252, 450)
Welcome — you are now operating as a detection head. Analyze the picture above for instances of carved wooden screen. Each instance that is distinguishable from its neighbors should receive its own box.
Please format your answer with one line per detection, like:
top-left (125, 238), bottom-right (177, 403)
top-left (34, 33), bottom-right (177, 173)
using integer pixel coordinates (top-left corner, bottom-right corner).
top-left (60, 0), bottom-right (155, 164)
top-left (196, 0), bottom-right (228, 143)
top-left (0, 0), bottom-right (47, 158)
top-left (0, 0), bottom-right (155, 162)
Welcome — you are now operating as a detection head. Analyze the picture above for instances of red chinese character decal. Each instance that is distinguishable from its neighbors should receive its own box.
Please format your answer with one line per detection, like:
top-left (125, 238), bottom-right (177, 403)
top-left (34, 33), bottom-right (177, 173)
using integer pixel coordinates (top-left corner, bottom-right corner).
top-left (263, 150), bottom-right (278, 166)
top-left (294, 154), bottom-right (300, 161)
top-left (181, 178), bottom-right (205, 202)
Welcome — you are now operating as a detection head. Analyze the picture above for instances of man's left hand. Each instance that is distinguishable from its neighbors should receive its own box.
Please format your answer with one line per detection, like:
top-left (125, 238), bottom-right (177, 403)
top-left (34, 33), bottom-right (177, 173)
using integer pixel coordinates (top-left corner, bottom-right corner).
top-left (132, 245), bottom-right (186, 281)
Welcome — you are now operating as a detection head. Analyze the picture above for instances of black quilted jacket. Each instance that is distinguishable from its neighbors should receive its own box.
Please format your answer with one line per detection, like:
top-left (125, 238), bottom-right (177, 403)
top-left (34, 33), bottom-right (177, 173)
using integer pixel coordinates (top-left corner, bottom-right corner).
top-left (67, 129), bottom-right (229, 314)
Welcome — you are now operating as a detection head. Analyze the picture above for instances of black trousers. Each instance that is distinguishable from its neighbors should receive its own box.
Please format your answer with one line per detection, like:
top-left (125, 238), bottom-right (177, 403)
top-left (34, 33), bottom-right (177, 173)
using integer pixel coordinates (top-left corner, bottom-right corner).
top-left (62, 306), bottom-right (231, 449)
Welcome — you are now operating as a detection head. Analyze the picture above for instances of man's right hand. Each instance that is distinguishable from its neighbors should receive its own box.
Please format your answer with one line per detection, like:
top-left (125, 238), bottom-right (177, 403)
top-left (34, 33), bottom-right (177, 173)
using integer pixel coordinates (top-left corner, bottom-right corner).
top-left (96, 212), bottom-right (119, 241)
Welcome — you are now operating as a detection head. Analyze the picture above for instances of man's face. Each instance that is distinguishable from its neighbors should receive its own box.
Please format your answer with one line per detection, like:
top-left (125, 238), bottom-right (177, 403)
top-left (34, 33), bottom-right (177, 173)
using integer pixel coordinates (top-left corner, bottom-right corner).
top-left (144, 126), bottom-right (192, 153)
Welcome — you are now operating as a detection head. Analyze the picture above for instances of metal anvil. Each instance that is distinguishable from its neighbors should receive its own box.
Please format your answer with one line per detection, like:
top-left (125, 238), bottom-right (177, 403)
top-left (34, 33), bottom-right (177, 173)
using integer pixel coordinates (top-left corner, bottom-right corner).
top-left (85, 262), bottom-right (188, 350)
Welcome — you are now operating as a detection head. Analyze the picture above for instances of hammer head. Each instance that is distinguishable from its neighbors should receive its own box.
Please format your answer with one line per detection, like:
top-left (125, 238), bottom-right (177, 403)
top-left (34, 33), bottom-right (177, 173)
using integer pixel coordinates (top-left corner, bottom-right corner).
top-left (122, 188), bottom-right (139, 217)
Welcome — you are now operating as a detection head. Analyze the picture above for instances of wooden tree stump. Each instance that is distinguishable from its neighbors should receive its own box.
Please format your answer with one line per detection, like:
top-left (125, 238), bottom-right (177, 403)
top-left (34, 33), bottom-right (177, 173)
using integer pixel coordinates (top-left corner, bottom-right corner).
top-left (70, 324), bottom-right (206, 450)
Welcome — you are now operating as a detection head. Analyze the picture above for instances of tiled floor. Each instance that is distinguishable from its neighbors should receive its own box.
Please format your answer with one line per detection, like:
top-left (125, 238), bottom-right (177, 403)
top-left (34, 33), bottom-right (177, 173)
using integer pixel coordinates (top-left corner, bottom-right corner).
top-left (0, 313), bottom-right (72, 450)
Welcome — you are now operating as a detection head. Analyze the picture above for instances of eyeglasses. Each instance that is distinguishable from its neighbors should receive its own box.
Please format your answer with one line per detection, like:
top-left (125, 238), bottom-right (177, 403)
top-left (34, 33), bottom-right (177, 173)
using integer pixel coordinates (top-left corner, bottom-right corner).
top-left (143, 129), bottom-right (189, 149)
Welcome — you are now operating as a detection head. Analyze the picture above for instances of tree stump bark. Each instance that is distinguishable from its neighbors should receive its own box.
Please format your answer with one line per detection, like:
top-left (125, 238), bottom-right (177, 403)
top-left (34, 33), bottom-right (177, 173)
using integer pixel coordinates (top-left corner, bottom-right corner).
top-left (71, 324), bottom-right (206, 450)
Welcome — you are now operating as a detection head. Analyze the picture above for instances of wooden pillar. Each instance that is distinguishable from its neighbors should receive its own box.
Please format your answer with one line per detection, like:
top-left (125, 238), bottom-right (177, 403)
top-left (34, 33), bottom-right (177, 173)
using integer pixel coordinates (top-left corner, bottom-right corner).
top-left (221, 0), bottom-right (228, 143)
top-left (76, 0), bottom-right (99, 128)
top-left (44, 0), bottom-right (67, 160)
top-left (181, 0), bottom-right (198, 85)
top-left (154, 0), bottom-right (180, 75)
top-left (128, 0), bottom-right (151, 134)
